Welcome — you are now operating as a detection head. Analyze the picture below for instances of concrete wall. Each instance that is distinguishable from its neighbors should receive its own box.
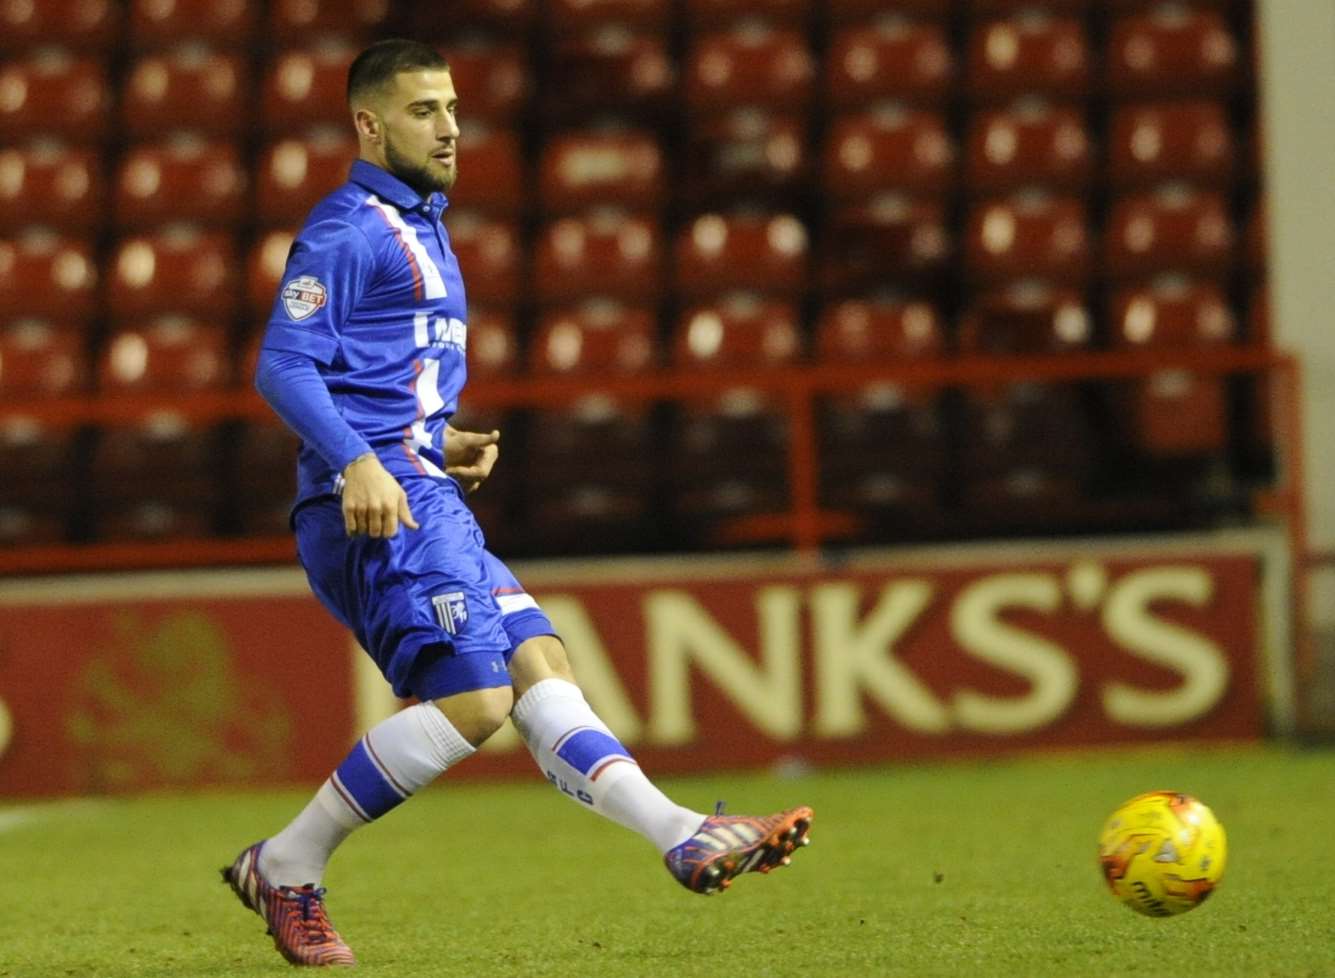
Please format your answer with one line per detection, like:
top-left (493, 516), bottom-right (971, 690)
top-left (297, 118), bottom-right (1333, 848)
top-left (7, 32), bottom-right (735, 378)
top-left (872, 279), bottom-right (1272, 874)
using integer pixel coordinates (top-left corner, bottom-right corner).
top-left (1255, 0), bottom-right (1335, 724)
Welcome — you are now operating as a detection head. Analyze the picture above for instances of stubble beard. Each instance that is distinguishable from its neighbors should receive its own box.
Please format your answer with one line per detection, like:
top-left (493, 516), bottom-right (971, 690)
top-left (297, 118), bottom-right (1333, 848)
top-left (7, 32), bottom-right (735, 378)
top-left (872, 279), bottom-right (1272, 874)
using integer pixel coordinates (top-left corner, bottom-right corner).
top-left (384, 133), bottom-right (456, 197)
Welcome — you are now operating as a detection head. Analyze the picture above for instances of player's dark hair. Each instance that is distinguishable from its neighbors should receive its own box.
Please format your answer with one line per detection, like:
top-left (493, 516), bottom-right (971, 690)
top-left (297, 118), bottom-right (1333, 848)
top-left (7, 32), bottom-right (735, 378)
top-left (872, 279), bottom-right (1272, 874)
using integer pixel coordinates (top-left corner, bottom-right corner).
top-left (347, 39), bottom-right (450, 105)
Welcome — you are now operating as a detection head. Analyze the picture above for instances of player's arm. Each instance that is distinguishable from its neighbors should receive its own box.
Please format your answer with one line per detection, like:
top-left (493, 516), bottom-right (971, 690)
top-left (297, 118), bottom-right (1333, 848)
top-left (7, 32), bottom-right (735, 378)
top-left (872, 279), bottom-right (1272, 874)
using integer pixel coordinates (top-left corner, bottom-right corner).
top-left (255, 351), bottom-right (417, 538)
top-left (255, 218), bottom-right (417, 539)
top-left (443, 424), bottom-right (500, 494)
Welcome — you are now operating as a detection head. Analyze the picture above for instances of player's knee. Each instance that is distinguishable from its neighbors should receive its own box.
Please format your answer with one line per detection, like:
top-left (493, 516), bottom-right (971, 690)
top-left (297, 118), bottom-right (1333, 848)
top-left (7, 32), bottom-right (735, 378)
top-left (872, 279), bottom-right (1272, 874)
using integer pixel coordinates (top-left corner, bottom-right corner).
top-left (432, 685), bottom-right (514, 746)
top-left (509, 635), bottom-right (576, 696)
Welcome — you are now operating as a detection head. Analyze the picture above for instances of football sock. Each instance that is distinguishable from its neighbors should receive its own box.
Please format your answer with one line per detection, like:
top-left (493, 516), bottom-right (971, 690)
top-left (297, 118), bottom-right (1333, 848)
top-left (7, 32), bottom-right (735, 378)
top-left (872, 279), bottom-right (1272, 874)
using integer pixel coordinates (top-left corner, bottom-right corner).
top-left (512, 678), bottom-right (705, 853)
top-left (259, 702), bottom-right (475, 886)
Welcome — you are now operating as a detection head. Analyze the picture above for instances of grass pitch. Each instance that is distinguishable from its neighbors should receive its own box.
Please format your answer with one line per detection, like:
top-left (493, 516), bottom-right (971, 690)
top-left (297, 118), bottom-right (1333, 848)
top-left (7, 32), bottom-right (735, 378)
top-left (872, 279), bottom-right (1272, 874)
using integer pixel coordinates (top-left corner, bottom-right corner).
top-left (1, 745), bottom-right (1333, 978)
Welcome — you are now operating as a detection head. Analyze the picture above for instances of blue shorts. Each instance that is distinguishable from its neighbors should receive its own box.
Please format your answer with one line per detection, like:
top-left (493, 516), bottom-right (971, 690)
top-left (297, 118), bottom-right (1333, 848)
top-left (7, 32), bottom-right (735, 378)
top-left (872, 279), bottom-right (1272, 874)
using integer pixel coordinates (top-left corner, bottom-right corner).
top-left (293, 477), bottom-right (557, 701)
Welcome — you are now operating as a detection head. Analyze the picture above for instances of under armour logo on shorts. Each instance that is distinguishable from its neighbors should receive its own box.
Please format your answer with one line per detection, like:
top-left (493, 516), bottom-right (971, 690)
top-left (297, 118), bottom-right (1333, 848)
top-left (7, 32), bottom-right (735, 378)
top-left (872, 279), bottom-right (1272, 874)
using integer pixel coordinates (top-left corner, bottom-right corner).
top-left (431, 592), bottom-right (469, 635)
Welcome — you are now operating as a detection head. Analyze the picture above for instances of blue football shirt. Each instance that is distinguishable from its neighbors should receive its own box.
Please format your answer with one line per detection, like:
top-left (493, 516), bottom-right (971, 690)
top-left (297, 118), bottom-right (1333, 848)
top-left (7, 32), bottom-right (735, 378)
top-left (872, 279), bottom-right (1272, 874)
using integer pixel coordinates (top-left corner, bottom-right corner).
top-left (259, 159), bottom-right (471, 507)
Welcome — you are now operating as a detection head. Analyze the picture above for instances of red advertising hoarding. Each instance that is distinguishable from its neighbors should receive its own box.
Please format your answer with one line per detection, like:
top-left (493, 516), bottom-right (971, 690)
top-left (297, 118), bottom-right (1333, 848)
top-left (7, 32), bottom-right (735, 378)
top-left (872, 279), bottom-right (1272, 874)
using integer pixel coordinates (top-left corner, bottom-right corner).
top-left (0, 537), bottom-right (1284, 797)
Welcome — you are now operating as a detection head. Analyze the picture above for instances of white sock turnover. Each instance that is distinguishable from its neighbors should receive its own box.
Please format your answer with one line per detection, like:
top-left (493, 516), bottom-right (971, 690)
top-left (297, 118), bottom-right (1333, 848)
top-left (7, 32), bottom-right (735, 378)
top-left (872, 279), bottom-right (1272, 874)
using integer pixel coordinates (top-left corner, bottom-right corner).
top-left (512, 678), bottom-right (704, 853)
top-left (259, 701), bottom-right (475, 886)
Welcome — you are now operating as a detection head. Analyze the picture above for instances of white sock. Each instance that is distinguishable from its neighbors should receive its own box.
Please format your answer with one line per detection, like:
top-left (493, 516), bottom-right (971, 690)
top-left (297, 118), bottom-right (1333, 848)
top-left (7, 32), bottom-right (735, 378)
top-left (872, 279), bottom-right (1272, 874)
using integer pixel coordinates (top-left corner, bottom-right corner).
top-left (512, 678), bottom-right (704, 853)
top-left (259, 702), bottom-right (474, 886)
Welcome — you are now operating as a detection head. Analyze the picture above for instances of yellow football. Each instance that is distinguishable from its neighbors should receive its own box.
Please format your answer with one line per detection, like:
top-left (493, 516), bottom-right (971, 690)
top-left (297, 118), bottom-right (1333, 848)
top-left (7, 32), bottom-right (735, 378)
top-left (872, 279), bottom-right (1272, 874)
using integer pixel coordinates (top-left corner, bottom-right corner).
top-left (1097, 791), bottom-right (1227, 917)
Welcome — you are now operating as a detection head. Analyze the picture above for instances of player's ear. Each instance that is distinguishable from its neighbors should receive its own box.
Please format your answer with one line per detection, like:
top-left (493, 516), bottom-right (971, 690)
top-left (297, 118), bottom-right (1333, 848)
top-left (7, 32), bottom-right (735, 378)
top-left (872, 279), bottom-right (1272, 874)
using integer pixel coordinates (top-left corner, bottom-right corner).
top-left (353, 106), bottom-right (381, 143)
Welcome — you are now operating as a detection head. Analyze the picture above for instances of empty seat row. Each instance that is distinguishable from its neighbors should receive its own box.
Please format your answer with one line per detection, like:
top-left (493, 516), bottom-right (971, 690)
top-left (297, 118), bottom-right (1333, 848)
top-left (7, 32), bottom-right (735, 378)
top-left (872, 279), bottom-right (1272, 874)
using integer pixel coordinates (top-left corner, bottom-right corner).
top-left (1, 7), bottom-right (1247, 140)
top-left (0, 191), bottom-right (1267, 326)
top-left (0, 99), bottom-right (1246, 235)
top-left (0, 278), bottom-right (1262, 405)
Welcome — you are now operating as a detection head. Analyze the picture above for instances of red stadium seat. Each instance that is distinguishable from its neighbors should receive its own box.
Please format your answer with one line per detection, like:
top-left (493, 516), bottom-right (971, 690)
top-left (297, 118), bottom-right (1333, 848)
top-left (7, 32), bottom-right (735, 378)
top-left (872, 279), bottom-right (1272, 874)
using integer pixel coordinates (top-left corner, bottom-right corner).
top-left (0, 234), bottom-right (98, 322)
top-left (966, 12), bottom-right (1091, 102)
top-left (523, 301), bottom-right (659, 551)
top-left (0, 53), bottom-right (112, 143)
top-left (819, 194), bottom-right (951, 295)
top-left (443, 43), bottom-right (531, 127)
top-left (674, 212), bottom-right (809, 299)
top-left (449, 306), bottom-right (519, 547)
top-left (828, 0), bottom-right (951, 21)
top-left (956, 277), bottom-right (1097, 514)
top-left (685, 0), bottom-right (811, 30)
top-left (1102, 0), bottom-right (1234, 8)
top-left (968, 0), bottom-right (1090, 12)
top-left (1244, 195), bottom-right (1267, 280)
top-left (90, 416), bottom-right (221, 541)
top-left (113, 140), bottom-right (248, 229)
top-left (825, 19), bottom-right (953, 108)
top-left (106, 230), bottom-right (240, 321)
top-left (246, 228), bottom-right (296, 320)
top-left (544, 29), bottom-right (675, 126)
top-left (412, 0), bottom-right (537, 37)
top-left (1104, 186), bottom-right (1235, 281)
top-left (0, 321), bottom-right (89, 400)
top-left (964, 101), bottom-right (1093, 195)
top-left (669, 294), bottom-right (802, 532)
top-left (261, 45), bottom-right (357, 134)
top-left (0, 146), bottom-right (105, 235)
top-left (686, 25), bottom-right (815, 116)
top-left (0, 0), bottom-right (121, 52)
top-left (673, 297), bottom-right (801, 369)
top-left (442, 213), bottom-right (523, 307)
top-left (530, 301), bottom-right (657, 377)
top-left (533, 212), bottom-right (662, 304)
top-left (815, 297), bottom-right (948, 516)
top-left (267, 0), bottom-right (391, 45)
top-left (538, 130), bottom-right (664, 216)
top-left (466, 307), bottom-right (520, 380)
top-left (0, 416), bottom-right (78, 545)
top-left (234, 418), bottom-right (299, 535)
top-left (1107, 100), bottom-right (1235, 190)
top-left (823, 106), bottom-right (955, 201)
top-left (121, 50), bottom-right (248, 138)
top-left (683, 109), bottom-right (808, 208)
top-left (546, 0), bottom-right (670, 34)
top-left (255, 133), bottom-right (357, 226)
top-left (958, 282), bottom-right (1096, 503)
top-left (957, 382), bottom-right (1095, 514)
top-left (1109, 276), bottom-right (1236, 456)
top-left (1107, 6), bottom-right (1239, 98)
top-left (127, 0), bottom-right (258, 48)
top-left (963, 192), bottom-right (1091, 288)
top-left (445, 125), bottom-right (524, 217)
top-left (958, 281), bottom-right (1093, 358)
top-left (98, 317), bottom-right (231, 393)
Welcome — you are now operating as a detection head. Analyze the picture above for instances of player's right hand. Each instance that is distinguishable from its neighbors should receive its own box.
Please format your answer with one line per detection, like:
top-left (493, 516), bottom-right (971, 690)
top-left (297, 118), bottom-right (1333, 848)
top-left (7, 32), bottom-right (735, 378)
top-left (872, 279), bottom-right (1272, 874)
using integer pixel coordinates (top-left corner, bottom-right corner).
top-left (341, 452), bottom-right (419, 538)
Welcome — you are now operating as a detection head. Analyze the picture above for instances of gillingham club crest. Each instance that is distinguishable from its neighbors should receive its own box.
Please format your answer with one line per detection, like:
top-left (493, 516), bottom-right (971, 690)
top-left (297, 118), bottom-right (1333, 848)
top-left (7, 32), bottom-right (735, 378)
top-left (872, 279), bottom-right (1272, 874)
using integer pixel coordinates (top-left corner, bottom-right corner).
top-left (281, 275), bottom-right (328, 321)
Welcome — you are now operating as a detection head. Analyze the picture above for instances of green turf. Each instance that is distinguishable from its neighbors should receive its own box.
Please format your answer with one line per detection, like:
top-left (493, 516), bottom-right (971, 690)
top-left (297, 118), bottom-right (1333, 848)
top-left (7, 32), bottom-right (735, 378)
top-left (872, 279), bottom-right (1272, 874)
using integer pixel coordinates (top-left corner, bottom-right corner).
top-left (2, 744), bottom-right (1333, 978)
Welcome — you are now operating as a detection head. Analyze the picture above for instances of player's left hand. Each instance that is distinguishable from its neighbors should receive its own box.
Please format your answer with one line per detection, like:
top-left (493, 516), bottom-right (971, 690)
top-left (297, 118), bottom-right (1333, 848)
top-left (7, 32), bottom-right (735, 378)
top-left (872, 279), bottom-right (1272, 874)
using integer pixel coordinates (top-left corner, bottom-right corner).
top-left (445, 426), bottom-right (500, 494)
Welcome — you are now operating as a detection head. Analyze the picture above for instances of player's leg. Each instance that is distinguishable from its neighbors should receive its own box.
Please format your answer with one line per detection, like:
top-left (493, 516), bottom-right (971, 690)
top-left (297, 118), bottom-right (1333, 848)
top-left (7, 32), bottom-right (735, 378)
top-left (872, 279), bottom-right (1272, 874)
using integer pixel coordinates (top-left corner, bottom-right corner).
top-left (222, 684), bottom-right (505, 967)
top-left (507, 633), bottom-right (705, 850)
top-left (223, 488), bottom-right (516, 963)
top-left (255, 683), bottom-right (509, 888)
top-left (485, 553), bottom-right (815, 894)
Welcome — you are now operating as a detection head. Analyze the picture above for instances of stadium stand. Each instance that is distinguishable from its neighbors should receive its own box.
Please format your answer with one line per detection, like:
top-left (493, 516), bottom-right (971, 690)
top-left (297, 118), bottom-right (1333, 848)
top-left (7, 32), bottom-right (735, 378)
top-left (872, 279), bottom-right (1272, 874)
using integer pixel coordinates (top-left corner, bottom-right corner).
top-left (0, 0), bottom-right (1269, 564)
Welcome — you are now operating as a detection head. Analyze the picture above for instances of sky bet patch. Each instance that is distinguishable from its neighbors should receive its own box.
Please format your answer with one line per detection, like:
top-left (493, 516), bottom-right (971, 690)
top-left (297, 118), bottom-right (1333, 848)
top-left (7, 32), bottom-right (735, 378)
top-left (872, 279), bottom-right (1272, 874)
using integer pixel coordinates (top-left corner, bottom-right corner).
top-left (282, 275), bottom-right (328, 321)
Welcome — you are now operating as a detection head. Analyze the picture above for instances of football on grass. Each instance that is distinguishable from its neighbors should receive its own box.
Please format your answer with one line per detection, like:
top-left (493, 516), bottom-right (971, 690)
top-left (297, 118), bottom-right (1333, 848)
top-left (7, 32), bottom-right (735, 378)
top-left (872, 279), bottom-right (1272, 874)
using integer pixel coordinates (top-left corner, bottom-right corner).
top-left (1097, 790), bottom-right (1227, 917)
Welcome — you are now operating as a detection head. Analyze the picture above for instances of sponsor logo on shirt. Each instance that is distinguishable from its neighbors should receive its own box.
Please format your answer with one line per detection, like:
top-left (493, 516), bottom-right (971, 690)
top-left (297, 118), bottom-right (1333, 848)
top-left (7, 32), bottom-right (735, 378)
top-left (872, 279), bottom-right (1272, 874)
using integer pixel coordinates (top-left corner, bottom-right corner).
top-left (432, 591), bottom-right (469, 635)
top-left (281, 275), bottom-right (328, 321)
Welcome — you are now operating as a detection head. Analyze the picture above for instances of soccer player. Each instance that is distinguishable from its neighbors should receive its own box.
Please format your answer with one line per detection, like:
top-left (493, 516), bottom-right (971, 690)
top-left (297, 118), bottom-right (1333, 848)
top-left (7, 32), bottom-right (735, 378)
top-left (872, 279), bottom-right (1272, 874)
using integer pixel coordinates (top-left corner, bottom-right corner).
top-left (222, 39), bottom-right (813, 967)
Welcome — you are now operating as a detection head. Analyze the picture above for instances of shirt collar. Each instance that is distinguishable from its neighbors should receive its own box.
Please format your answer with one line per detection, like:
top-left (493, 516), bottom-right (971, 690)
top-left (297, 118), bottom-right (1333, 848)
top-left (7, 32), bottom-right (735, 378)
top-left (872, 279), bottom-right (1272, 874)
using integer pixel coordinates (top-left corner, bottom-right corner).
top-left (348, 159), bottom-right (448, 216)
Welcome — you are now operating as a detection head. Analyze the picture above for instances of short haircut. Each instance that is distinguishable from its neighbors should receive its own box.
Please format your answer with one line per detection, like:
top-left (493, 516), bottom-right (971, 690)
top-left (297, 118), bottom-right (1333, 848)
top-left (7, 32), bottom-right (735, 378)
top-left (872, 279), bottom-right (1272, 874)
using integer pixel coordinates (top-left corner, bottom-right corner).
top-left (347, 39), bottom-right (450, 106)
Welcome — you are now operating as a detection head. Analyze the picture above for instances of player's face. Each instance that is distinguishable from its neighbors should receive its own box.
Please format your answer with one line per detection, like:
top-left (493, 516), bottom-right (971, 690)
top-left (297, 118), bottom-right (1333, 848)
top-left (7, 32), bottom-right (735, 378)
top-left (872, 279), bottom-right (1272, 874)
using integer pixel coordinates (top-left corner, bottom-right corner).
top-left (379, 69), bottom-right (460, 197)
